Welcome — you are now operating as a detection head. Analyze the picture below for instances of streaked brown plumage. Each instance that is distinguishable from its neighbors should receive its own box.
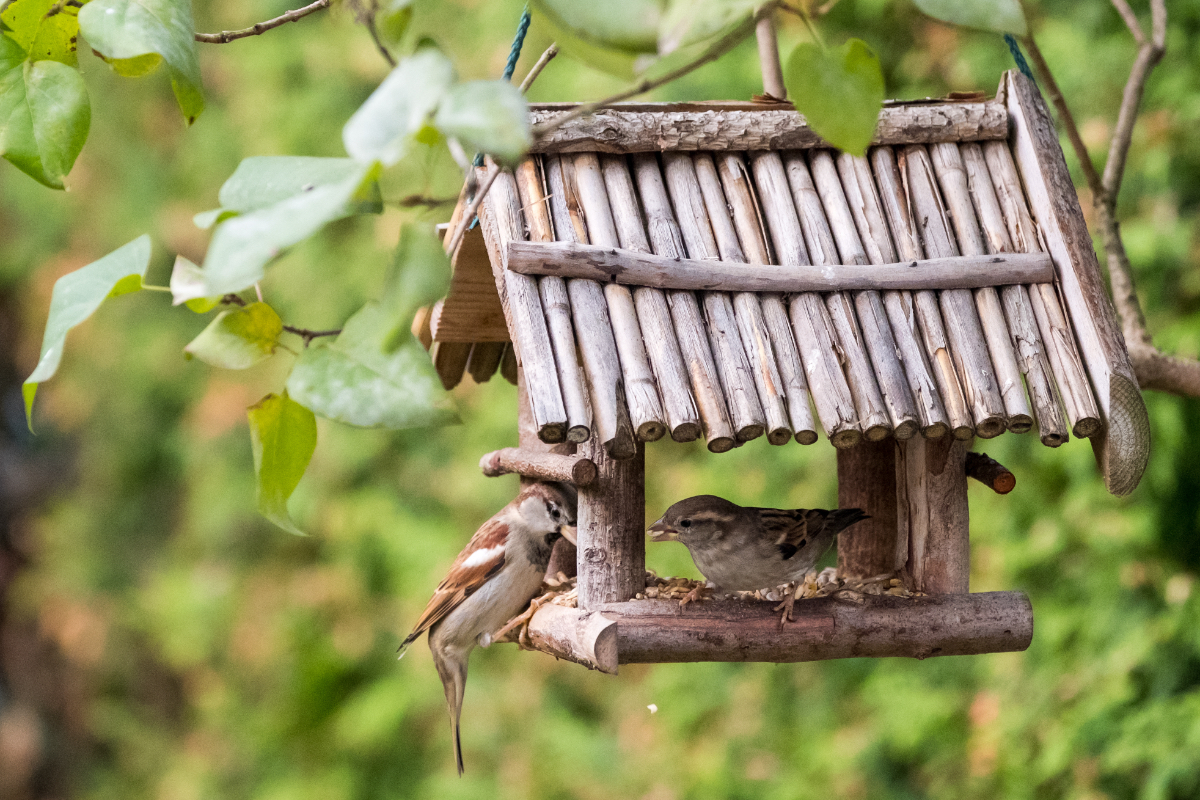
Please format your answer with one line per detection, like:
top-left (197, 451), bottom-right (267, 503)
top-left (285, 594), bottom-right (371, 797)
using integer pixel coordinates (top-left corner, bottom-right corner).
top-left (648, 495), bottom-right (868, 590)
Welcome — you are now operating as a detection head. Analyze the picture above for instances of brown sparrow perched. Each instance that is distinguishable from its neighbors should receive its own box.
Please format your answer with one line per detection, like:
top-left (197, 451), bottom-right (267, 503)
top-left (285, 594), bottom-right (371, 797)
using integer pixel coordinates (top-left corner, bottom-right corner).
top-left (648, 495), bottom-right (867, 617)
top-left (399, 482), bottom-right (577, 775)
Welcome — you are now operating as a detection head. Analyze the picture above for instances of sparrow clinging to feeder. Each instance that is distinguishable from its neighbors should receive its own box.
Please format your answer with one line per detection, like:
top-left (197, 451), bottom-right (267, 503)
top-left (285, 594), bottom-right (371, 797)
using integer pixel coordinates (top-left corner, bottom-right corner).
top-left (399, 481), bottom-right (577, 775)
top-left (648, 495), bottom-right (868, 622)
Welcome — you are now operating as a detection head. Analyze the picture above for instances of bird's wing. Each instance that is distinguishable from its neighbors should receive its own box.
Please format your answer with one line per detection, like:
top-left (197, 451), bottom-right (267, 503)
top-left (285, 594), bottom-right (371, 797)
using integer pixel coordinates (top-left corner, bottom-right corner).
top-left (401, 515), bottom-right (509, 647)
top-left (757, 508), bottom-right (831, 560)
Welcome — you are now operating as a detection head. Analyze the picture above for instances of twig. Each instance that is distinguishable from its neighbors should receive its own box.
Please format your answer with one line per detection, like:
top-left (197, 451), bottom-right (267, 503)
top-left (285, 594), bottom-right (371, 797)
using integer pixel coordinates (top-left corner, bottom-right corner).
top-left (519, 43), bottom-right (558, 93)
top-left (1101, 0), bottom-right (1166, 201)
top-left (363, 9), bottom-right (397, 67)
top-left (283, 325), bottom-right (341, 345)
top-left (195, 0), bottom-right (330, 43)
top-left (444, 162), bottom-right (501, 257)
top-left (531, 4), bottom-right (775, 140)
top-left (1109, 0), bottom-right (1147, 45)
top-left (395, 194), bottom-right (459, 208)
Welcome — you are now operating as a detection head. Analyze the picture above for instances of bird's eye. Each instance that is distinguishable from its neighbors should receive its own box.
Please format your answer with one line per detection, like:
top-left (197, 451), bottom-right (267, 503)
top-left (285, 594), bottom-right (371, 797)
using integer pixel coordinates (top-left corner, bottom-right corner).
top-left (680, 519), bottom-right (692, 528)
top-left (550, 506), bottom-right (561, 521)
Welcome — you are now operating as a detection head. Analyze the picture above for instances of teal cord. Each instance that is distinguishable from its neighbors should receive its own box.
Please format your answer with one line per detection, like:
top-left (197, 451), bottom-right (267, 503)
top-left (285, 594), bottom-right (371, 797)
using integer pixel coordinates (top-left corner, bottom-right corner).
top-left (473, 5), bottom-right (531, 169)
top-left (1004, 34), bottom-right (1037, 85)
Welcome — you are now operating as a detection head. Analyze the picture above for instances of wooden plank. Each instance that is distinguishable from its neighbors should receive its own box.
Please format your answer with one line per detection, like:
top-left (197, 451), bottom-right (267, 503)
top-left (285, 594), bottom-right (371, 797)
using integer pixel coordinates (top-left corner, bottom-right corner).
top-left (577, 437), bottom-right (645, 610)
top-left (431, 224), bottom-right (510, 342)
top-left (901, 435), bottom-right (970, 595)
top-left (631, 153), bottom-right (737, 453)
top-left (506, 241), bottom-right (1054, 292)
top-left (1004, 70), bottom-right (1148, 495)
top-left (465, 341), bottom-right (504, 383)
top-left (837, 438), bottom-right (902, 578)
top-left (529, 101), bottom-right (1009, 154)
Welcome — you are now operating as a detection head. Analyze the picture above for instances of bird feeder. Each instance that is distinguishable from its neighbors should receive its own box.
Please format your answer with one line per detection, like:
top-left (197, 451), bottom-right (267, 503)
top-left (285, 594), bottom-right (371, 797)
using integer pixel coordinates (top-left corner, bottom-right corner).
top-left (417, 70), bottom-right (1150, 674)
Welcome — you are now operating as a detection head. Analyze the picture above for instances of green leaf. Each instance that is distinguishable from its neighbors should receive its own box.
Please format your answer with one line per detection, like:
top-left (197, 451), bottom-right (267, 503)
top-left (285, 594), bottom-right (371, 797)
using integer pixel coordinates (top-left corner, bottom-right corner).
top-left (169, 255), bottom-right (219, 311)
top-left (434, 80), bottom-right (530, 166)
top-left (184, 302), bottom-right (282, 369)
top-left (1, 0), bottom-right (80, 66)
top-left (376, 0), bottom-right (414, 48)
top-left (192, 207), bottom-right (232, 230)
top-left (529, 8), bottom-right (639, 79)
top-left (381, 222), bottom-right (450, 351)
top-left (0, 35), bottom-right (91, 188)
top-left (658, 0), bottom-right (756, 54)
top-left (216, 156), bottom-right (383, 215)
top-left (247, 391), bottom-right (316, 536)
top-left (785, 38), bottom-right (884, 157)
top-left (23, 234), bottom-right (151, 427)
top-left (78, 0), bottom-right (205, 124)
top-left (913, 0), bottom-right (1027, 36)
top-left (342, 49), bottom-right (454, 167)
top-left (531, 0), bottom-right (663, 54)
top-left (200, 160), bottom-right (381, 296)
top-left (286, 302), bottom-right (456, 429)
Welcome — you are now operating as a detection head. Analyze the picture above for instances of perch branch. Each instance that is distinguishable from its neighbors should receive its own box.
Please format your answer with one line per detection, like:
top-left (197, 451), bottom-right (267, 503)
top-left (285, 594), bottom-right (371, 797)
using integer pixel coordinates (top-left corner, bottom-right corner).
top-left (195, 0), bottom-right (330, 43)
top-left (965, 452), bottom-right (1016, 494)
top-left (480, 448), bottom-right (598, 487)
top-left (1025, 1), bottom-right (1200, 397)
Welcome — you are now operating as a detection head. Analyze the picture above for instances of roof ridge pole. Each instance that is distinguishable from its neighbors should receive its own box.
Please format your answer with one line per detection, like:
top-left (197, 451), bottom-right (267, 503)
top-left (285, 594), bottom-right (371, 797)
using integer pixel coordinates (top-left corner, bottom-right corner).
top-left (755, 10), bottom-right (787, 100)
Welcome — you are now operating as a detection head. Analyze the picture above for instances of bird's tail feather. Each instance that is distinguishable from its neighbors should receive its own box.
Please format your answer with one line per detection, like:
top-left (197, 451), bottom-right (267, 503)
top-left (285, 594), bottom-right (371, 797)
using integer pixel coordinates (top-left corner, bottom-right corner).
top-left (396, 631), bottom-right (420, 659)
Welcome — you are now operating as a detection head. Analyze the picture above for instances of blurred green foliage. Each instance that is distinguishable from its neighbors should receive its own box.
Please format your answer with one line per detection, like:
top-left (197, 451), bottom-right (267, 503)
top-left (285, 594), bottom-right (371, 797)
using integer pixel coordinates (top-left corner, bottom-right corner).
top-left (2, 1), bottom-right (1199, 798)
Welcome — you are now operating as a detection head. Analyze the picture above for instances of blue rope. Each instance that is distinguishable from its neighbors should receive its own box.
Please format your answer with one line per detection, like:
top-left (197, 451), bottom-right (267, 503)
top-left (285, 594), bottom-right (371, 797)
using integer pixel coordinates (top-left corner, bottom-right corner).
top-left (473, 5), bottom-right (531, 169)
top-left (1004, 34), bottom-right (1037, 85)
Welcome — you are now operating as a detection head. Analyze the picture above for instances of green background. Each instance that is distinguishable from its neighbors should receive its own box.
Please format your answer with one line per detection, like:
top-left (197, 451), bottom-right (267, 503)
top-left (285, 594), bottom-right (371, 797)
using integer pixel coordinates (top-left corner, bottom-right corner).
top-left (2, 0), bottom-right (1199, 798)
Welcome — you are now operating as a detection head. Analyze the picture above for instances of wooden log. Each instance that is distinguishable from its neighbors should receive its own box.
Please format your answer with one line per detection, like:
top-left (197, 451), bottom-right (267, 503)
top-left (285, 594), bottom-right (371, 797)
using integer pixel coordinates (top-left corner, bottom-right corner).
top-left (983, 138), bottom-right (1096, 446)
top-left (1004, 70), bottom-right (1147, 495)
top-left (902, 145), bottom-right (1007, 439)
top-left (749, 151), bottom-right (860, 448)
top-left (929, 143), bottom-right (1034, 434)
top-left (572, 154), bottom-right (667, 443)
top-left (477, 167), bottom-right (568, 442)
top-left (662, 152), bottom-right (766, 443)
top-left (837, 438), bottom-right (902, 578)
top-left (601, 155), bottom-right (703, 443)
top-left (810, 150), bottom-right (920, 440)
top-left (433, 340), bottom-right (471, 390)
top-left (837, 152), bottom-right (948, 438)
top-left (544, 156), bottom-right (637, 459)
top-left (500, 342), bottom-right (518, 385)
top-left (965, 451), bottom-right (1015, 494)
top-left (962, 142), bottom-right (1069, 446)
top-left (716, 152), bottom-right (819, 444)
top-left (901, 435), bottom-right (970, 594)
top-left (514, 158), bottom-right (592, 443)
top-left (525, 604), bottom-right (617, 673)
top-left (631, 153), bottom-right (737, 452)
top-left (694, 152), bottom-right (792, 445)
top-left (872, 147), bottom-right (972, 438)
top-left (466, 341), bottom-right (504, 383)
top-left (411, 305), bottom-right (434, 351)
top-left (576, 591), bottom-right (1031, 664)
top-left (529, 101), bottom-right (1009, 154)
top-left (479, 447), bottom-right (598, 487)
top-left (577, 437), bottom-right (645, 610)
top-left (507, 241), bottom-right (1053, 293)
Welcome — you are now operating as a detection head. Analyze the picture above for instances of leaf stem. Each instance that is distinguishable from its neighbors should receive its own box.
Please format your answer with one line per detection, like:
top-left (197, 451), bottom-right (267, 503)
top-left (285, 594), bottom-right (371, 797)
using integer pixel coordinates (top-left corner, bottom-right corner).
top-left (194, 0), bottom-right (330, 44)
top-left (140, 283), bottom-right (172, 293)
top-left (282, 326), bottom-right (341, 346)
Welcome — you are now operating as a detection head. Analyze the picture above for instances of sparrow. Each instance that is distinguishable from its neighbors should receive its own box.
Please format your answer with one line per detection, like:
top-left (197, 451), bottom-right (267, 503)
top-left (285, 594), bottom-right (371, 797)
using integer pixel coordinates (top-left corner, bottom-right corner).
top-left (398, 481), bottom-right (577, 775)
top-left (648, 495), bottom-right (868, 619)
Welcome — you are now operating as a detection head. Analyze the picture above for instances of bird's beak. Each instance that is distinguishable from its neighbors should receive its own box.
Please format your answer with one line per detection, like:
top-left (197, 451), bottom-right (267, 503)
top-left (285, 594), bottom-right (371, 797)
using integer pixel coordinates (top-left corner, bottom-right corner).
top-left (559, 525), bottom-right (578, 545)
top-left (648, 517), bottom-right (678, 542)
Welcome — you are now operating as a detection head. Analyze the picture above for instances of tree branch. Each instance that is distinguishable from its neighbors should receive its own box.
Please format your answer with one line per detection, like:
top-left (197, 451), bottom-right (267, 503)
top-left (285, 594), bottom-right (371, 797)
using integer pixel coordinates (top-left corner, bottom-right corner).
top-left (195, 0), bottom-right (330, 44)
top-left (444, 162), bottom-right (501, 257)
top-left (519, 44), bottom-right (558, 93)
top-left (531, 3), bottom-right (776, 140)
top-left (1101, 0), bottom-right (1166, 200)
top-left (282, 325), bottom-right (341, 346)
top-left (1109, 0), bottom-right (1147, 45)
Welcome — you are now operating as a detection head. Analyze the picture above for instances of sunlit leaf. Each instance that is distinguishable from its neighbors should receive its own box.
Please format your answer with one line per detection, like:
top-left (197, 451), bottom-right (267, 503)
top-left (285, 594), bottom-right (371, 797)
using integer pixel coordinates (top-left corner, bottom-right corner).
top-left (217, 156), bottom-right (383, 214)
top-left (785, 38), bottom-right (884, 157)
top-left (658, 0), bottom-right (756, 54)
top-left (286, 302), bottom-right (457, 429)
top-left (376, 0), bottom-right (414, 48)
top-left (200, 160), bottom-right (381, 296)
top-left (192, 207), bottom-right (232, 230)
top-left (434, 80), bottom-right (530, 166)
top-left (1, 0), bottom-right (80, 66)
top-left (23, 234), bottom-right (151, 428)
top-left (78, 0), bottom-right (204, 124)
top-left (0, 35), bottom-right (91, 188)
top-left (528, 7), bottom-right (639, 79)
top-left (247, 391), bottom-right (316, 536)
top-left (184, 302), bottom-right (282, 369)
top-left (382, 222), bottom-right (450, 351)
top-left (913, 0), bottom-right (1027, 36)
top-left (169, 255), bottom-right (220, 311)
top-left (531, 0), bottom-right (663, 54)
top-left (343, 49), bottom-right (454, 166)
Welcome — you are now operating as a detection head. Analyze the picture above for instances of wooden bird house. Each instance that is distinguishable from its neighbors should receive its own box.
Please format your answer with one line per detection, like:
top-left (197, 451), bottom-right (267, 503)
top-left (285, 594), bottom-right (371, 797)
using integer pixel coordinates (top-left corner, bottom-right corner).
top-left (417, 71), bottom-right (1150, 674)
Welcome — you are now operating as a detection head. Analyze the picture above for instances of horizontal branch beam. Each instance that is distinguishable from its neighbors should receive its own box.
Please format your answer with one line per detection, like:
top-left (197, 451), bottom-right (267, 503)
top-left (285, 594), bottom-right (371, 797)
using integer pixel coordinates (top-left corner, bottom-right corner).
top-left (479, 447), bottom-right (598, 487)
top-left (507, 241), bottom-right (1054, 294)
top-left (965, 451), bottom-right (1016, 494)
top-left (528, 101), bottom-right (1008, 154)
top-left (523, 591), bottom-right (1032, 670)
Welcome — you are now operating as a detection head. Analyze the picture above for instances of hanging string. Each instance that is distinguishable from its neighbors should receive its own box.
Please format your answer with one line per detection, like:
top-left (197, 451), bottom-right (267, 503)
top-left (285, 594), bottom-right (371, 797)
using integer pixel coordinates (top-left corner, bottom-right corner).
top-left (473, 5), bottom-right (531, 168)
top-left (1004, 33), bottom-right (1037, 86)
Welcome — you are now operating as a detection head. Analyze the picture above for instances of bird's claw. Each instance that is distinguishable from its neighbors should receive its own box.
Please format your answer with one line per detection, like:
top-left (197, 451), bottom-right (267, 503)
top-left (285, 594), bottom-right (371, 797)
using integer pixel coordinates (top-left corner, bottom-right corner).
top-left (773, 582), bottom-right (799, 629)
top-left (678, 584), bottom-right (712, 607)
top-left (494, 593), bottom-right (550, 648)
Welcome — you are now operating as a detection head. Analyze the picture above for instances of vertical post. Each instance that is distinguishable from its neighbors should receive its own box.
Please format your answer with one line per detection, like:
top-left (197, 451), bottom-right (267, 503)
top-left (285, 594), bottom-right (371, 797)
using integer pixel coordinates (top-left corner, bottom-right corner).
top-left (755, 12), bottom-right (787, 100)
top-left (900, 436), bottom-right (970, 594)
top-left (518, 372), bottom-right (577, 579)
top-left (836, 438), bottom-right (901, 578)
top-left (576, 435), bottom-right (645, 610)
